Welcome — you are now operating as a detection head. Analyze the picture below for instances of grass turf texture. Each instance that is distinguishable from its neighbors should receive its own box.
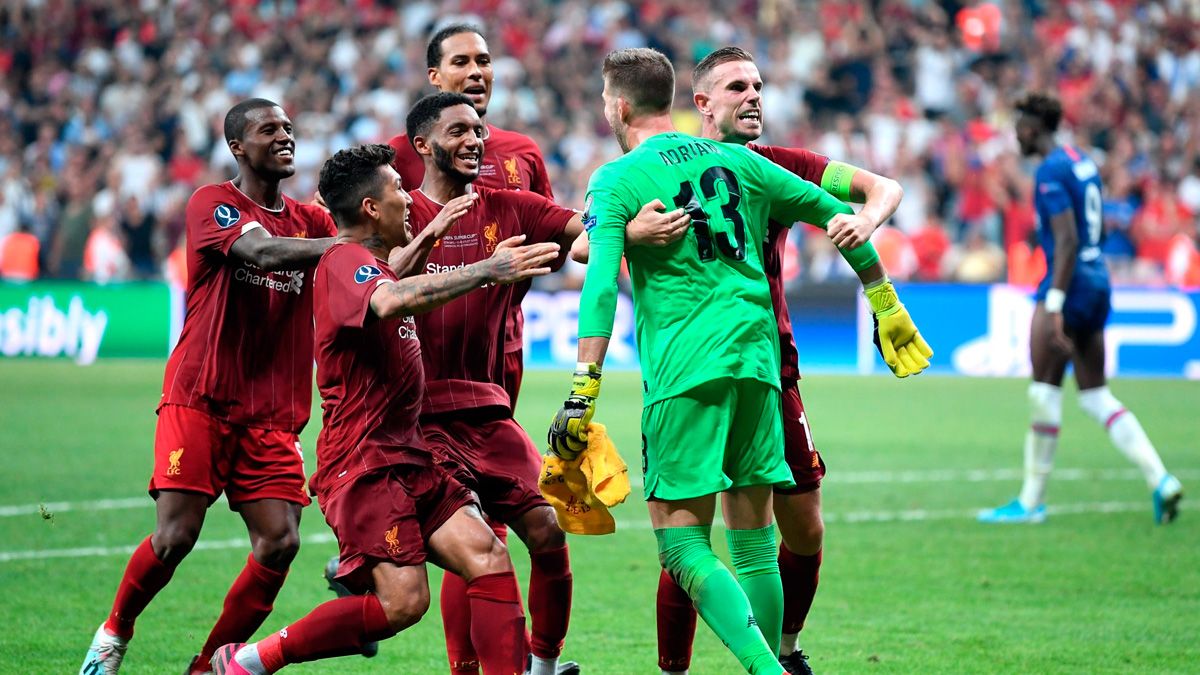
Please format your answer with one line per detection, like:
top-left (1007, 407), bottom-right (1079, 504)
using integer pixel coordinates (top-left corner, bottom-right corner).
top-left (1, 360), bottom-right (1196, 674)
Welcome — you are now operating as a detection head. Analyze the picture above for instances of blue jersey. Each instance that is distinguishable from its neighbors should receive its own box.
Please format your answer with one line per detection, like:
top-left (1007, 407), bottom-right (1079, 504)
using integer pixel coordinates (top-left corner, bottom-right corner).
top-left (1034, 145), bottom-right (1111, 331)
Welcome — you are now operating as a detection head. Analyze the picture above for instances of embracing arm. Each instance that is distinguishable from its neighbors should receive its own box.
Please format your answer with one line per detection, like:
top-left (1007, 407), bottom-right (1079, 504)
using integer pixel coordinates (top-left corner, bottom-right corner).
top-left (229, 228), bottom-right (335, 271)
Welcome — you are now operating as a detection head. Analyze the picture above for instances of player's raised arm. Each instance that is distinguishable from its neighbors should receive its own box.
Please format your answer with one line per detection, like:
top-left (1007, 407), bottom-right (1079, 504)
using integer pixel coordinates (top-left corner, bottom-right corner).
top-left (386, 192), bottom-right (479, 278)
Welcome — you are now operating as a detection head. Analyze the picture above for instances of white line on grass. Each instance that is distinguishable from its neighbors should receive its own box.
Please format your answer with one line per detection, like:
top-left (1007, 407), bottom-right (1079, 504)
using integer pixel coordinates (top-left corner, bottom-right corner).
top-left (5, 468), bottom-right (1196, 519)
top-left (0, 501), bottom-right (1153, 563)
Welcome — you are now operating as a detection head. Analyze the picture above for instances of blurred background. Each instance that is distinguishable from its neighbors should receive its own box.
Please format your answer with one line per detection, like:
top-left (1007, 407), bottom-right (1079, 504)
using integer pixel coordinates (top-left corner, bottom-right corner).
top-left (0, 0), bottom-right (1198, 375)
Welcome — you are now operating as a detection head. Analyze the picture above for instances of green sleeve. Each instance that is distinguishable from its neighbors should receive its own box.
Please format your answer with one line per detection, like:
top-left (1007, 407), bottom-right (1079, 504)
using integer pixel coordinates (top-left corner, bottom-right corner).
top-left (743, 148), bottom-right (880, 273)
top-left (819, 161), bottom-right (858, 200)
top-left (577, 165), bottom-right (632, 339)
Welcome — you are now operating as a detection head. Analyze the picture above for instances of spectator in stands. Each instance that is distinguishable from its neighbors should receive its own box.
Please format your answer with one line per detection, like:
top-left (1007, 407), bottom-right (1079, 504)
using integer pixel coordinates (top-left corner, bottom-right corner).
top-left (0, 221), bottom-right (40, 282)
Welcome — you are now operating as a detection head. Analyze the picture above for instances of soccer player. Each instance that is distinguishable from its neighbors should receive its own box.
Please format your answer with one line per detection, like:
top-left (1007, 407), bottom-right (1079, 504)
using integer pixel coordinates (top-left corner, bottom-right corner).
top-left (978, 93), bottom-right (1184, 525)
top-left (549, 48), bottom-right (928, 675)
top-left (404, 91), bottom-right (587, 675)
top-left (651, 46), bottom-right (910, 675)
top-left (378, 28), bottom-right (565, 671)
top-left (80, 99), bottom-right (338, 675)
top-left (388, 23), bottom-right (553, 411)
top-left (207, 143), bottom-right (561, 675)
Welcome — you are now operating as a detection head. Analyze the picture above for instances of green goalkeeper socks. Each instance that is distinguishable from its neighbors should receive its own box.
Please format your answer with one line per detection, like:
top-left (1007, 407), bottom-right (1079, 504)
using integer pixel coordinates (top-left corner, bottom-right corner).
top-left (726, 525), bottom-right (784, 657)
top-left (655, 526), bottom-right (782, 675)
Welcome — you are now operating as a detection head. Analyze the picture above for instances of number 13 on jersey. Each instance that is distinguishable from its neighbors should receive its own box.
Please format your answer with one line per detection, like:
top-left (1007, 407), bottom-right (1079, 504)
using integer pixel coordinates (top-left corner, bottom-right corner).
top-left (673, 165), bottom-right (748, 263)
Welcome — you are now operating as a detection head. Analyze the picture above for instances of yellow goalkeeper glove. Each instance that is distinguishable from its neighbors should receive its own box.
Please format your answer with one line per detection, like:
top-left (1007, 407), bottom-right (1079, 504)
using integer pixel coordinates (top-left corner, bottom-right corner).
top-left (865, 277), bottom-right (933, 378)
top-left (548, 362), bottom-right (602, 460)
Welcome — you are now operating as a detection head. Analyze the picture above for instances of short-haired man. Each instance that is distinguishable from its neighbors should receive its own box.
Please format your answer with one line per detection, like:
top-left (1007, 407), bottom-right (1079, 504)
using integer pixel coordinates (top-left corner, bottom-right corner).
top-left (209, 143), bottom-right (561, 674)
top-left (81, 99), bottom-right (337, 675)
top-left (653, 46), bottom-right (914, 675)
top-left (404, 91), bottom-right (587, 675)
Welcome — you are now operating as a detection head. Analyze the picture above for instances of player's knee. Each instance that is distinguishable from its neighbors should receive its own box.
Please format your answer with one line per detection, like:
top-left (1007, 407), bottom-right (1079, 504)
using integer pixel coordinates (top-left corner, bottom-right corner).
top-left (519, 508), bottom-right (566, 552)
top-left (1078, 386), bottom-right (1124, 427)
top-left (250, 527), bottom-right (301, 569)
top-left (1028, 382), bottom-right (1063, 423)
top-left (780, 514), bottom-right (823, 556)
top-left (151, 521), bottom-right (201, 565)
top-left (479, 536), bottom-right (514, 577)
top-left (377, 581), bottom-right (430, 632)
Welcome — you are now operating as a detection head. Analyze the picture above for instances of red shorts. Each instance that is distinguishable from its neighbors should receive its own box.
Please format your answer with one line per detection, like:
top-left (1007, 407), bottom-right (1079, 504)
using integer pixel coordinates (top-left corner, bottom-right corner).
top-left (775, 382), bottom-right (826, 495)
top-left (422, 409), bottom-right (547, 525)
top-left (503, 348), bottom-right (524, 410)
top-left (150, 404), bottom-right (311, 508)
top-left (319, 464), bottom-right (476, 593)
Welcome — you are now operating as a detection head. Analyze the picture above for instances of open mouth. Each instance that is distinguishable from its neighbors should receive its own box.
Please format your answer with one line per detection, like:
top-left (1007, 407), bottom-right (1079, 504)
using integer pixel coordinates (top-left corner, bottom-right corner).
top-left (457, 150), bottom-right (480, 169)
top-left (737, 109), bottom-right (762, 125)
top-left (463, 84), bottom-right (487, 100)
top-left (273, 146), bottom-right (295, 159)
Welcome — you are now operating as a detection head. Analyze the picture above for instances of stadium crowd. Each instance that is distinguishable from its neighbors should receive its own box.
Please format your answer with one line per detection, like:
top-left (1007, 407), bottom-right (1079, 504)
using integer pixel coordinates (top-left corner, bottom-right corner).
top-left (0, 0), bottom-right (1198, 287)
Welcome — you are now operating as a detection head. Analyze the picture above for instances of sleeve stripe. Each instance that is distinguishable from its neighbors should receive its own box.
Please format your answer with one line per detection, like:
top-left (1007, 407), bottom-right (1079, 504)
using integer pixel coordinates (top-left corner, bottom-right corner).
top-left (241, 221), bottom-right (266, 236)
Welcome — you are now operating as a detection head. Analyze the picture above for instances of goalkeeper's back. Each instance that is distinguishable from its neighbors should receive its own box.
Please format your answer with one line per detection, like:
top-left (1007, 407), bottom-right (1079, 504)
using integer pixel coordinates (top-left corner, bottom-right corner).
top-left (579, 131), bottom-right (853, 404)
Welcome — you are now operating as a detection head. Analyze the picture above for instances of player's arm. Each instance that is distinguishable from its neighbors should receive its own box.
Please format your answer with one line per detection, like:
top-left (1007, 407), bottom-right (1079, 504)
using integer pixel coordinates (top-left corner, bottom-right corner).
top-left (229, 228), bottom-right (335, 272)
top-left (568, 200), bottom-right (690, 263)
top-left (753, 153), bottom-right (932, 375)
top-left (370, 235), bottom-right (559, 319)
top-left (549, 171), bottom-right (628, 458)
top-left (1043, 184), bottom-right (1079, 353)
top-left (386, 193), bottom-right (478, 278)
top-left (823, 162), bottom-right (904, 249)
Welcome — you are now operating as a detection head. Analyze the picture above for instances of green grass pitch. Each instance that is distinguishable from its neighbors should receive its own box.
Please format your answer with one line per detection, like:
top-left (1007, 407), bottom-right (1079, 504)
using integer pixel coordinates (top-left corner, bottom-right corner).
top-left (1, 361), bottom-right (1196, 673)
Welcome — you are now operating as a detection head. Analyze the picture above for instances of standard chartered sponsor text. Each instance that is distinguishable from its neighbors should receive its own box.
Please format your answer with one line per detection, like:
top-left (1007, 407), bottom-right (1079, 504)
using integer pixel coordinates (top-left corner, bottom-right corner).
top-left (234, 267), bottom-right (304, 295)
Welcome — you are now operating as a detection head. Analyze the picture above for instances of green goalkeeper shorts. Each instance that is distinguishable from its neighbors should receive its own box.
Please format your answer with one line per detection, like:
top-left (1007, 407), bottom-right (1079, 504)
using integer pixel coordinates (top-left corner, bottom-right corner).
top-left (641, 377), bottom-right (793, 501)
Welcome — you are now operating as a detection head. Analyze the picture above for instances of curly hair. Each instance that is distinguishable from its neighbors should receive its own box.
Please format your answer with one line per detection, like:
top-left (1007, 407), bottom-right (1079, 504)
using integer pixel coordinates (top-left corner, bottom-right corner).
top-left (405, 92), bottom-right (476, 147)
top-left (317, 143), bottom-right (396, 225)
top-left (1015, 92), bottom-right (1063, 132)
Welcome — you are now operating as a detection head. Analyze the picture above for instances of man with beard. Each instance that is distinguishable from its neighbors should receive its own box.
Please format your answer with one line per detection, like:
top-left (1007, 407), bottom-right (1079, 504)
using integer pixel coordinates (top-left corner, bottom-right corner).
top-left (209, 143), bottom-right (560, 674)
top-left (404, 91), bottom-right (586, 675)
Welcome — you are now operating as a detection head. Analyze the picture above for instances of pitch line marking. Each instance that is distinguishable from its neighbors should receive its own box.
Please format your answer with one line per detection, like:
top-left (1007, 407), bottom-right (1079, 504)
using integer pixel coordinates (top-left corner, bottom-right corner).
top-left (4, 468), bottom-right (1196, 520)
top-left (0, 501), bottom-right (1158, 563)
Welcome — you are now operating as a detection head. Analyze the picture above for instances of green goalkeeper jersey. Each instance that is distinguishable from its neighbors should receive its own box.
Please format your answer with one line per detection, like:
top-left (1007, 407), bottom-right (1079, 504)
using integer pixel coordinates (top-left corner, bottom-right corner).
top-left (579, 132), bottom-right (879, 405)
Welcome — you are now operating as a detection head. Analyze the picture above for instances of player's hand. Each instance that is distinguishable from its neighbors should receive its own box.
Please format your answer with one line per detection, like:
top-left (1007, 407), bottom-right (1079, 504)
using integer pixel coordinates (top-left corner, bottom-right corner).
top-left (1047, 312), bottom-right (1073, 357)
top-left (426, 192), bottom-right (479, 240)
top-left (826, 213), bottom-right (876, 249)
top-left (548, 363), bottom-right (602, 460)
top-left (626, 199), bottom-right (691, 247)
top-left (485, 235), bottom-right (560, 284)
top-left (866, 278), bottom-right (933, 378)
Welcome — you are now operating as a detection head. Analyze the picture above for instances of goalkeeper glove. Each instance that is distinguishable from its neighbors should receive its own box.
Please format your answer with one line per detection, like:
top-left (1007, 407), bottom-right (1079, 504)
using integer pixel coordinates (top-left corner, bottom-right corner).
top-left (865, 277), bottom-right (933, 378)
top-left (548, 362), bottom-right (602, 460)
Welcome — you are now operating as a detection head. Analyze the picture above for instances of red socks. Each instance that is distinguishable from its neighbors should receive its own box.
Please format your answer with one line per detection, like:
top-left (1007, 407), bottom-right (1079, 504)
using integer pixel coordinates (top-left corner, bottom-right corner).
top-left (779, 546), bottom-right (822, 634)
top-left (527, 545), bottom-right (572, 660)
top-left (466, 571), bottom-right (527, 675)
top-left (194, 553), bottom-right (288, 669)
top-left (104, 536), bottom-right (177, 640)
top-left (258, 593), bottom-right (394, 670)
top-left (656, 568), bottom-right (698, 672)
top-left (441, 571), bottom-right (481, 674)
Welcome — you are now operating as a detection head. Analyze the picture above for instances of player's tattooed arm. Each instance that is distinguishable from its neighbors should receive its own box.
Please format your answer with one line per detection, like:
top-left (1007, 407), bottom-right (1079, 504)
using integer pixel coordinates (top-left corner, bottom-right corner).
top-left (230, 228), bottom-right (334, 271)
top-left (569, 200), bottom-right (690, 263)
top-left (387, 193), bottom-right (479, 278)
top-left (370, 236), bottom-right (559, 318)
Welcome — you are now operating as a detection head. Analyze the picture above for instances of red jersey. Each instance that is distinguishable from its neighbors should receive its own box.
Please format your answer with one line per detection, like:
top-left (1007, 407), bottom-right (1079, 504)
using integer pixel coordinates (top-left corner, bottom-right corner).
top-left (747, 144), bottom-right (831, 383)
top-left (407, 186), bottom-right (573, 415)
top-left (389, 123), bottom-right (554, 353)
top-left (310, 242), bottom-right (428, 498)
top-left (161, 182), bottom-right (335, 432)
